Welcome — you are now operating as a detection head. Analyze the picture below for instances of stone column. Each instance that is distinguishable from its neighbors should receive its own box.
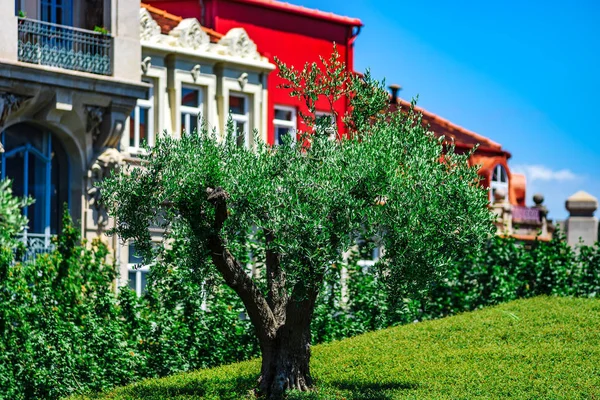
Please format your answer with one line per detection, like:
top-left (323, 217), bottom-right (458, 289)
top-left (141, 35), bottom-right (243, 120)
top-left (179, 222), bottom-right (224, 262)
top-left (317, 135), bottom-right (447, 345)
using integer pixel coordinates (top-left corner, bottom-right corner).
top-left (492, 188), bottom-right (512, 235)
top-left (0, 1), bottom-right (18, 62)
top-left (532, 193), bottom-right (549, 237)
top-left (112, 0), bottom-right (141, 82)
top-left (565, 191), bottom-right (598, 246)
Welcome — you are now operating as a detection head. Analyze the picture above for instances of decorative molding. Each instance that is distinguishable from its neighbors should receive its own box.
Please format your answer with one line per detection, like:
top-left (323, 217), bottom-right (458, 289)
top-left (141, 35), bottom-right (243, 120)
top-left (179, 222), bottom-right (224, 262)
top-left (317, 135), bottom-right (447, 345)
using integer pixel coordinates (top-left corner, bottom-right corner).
top-left (86, 106), bottom-right (106, 143)
top-left (0, 92), bottom-right (29, 127)
top-left (191, 64), bottom-right (201, 81)
top-left (218, 28), bottom-right (260, 60)
top-left (168, 18), bottom-right (210, 50)
top-left (139, 8), bottom-right (161, 42)
top-left (87, 148), bottom-right (125, 228)
top-left (141, 56), bottom-right (152, 75)
top-left (237, 72), bottom-right (248, 90)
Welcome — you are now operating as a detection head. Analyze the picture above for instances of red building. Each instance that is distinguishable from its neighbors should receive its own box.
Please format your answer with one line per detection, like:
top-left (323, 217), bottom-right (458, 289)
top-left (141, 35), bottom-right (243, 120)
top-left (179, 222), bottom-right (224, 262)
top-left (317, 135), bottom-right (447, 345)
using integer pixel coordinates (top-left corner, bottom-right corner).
top-left (144, 0), bottom-right (362, 145)
top-left (142, 0), bottom-right (526, 206)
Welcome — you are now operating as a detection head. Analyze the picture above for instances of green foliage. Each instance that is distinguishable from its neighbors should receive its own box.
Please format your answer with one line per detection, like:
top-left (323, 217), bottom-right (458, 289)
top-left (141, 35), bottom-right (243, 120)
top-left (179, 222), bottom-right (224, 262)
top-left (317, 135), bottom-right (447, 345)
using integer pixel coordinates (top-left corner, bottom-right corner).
top-left (0, 210), bottom-right (138, 400)
top-left (0, 179), bottom-right (31, 247)
top-left (0, 210), bottom-right (258, 399)
top-left (93, 26), bottom-right (109, 35)
top-left (72, 296), bottom-right (600, 400)
top-left (310, 233), bottom-right (600, 343)
top-left (102, 49), bottom-right (494, 327)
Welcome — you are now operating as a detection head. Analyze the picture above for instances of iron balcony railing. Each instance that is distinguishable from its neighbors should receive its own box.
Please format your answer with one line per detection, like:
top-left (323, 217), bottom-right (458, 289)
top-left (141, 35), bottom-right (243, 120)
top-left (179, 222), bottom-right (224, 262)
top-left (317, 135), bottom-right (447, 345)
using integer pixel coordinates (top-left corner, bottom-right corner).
top-left (17, 232), bottom-right (56, 262)
top-left (17, 17), bottom-right (112, 76)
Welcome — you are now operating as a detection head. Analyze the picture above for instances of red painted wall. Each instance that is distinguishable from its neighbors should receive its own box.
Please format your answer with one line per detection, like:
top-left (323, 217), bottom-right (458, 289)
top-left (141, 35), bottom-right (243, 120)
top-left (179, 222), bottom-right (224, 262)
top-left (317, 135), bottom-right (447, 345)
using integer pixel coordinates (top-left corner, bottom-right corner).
top-left (145, 0), bottom-right (359, 144)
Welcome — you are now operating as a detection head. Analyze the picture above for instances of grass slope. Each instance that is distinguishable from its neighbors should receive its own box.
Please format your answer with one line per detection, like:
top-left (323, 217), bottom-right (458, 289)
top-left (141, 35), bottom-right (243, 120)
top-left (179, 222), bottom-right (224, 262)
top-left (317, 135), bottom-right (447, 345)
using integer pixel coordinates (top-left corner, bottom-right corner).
top-left (74, 297), bottom-right (600, 400)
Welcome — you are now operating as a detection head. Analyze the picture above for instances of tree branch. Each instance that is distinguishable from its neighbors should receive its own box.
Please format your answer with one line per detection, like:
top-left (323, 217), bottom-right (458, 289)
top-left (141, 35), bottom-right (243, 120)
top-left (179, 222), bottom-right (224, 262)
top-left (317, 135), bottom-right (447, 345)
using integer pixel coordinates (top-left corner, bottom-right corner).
top-left (204, 187), bottom-right (278, 342)
top-left (265, 229), bottom-right (287, 326)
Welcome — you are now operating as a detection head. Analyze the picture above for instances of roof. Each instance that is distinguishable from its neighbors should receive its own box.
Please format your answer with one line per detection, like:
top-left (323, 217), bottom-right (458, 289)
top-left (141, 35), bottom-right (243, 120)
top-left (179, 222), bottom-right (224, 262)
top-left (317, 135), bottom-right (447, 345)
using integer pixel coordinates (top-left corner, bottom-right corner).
top-left (227, 0), bottom-right (363, 27)
top-left (394, 98), bottom-right (504, 152)
top-left (141, 3), bottom-right (223, 42)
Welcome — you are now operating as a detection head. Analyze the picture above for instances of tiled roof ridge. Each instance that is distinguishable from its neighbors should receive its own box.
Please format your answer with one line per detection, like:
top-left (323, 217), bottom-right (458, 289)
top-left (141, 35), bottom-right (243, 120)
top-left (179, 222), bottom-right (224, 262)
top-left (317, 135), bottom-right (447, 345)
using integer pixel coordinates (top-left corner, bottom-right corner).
top-left (397, 98), bottom-right (502, 150)
top-left (141, 3), bottom-right (224, 39)
top-left (141, 2), bottom-right (182, 22)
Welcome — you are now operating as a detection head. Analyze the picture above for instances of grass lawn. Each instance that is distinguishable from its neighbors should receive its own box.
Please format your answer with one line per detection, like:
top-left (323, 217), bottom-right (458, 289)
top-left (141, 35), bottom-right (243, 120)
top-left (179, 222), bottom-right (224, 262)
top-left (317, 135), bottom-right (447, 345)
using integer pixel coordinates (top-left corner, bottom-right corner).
top-left (73, 296), bottom-right (600, 399)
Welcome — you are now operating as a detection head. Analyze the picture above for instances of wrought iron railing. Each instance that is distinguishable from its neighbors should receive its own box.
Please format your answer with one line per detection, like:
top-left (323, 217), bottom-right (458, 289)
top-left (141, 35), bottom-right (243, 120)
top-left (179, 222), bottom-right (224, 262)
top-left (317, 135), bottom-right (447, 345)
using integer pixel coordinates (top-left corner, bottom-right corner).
top-left (17, 232), bottom-right (56, 262)
top-left (17, 18), bottom-right (112, 76)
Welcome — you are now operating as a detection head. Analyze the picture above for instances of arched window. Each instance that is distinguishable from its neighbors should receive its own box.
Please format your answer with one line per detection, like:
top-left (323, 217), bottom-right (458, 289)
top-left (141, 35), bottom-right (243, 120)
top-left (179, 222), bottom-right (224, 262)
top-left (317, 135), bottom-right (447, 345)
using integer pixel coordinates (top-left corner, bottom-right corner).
top-left (490, 164), bottom-right (509, 203)
top-left (1, 124), bottom-right (70, 248)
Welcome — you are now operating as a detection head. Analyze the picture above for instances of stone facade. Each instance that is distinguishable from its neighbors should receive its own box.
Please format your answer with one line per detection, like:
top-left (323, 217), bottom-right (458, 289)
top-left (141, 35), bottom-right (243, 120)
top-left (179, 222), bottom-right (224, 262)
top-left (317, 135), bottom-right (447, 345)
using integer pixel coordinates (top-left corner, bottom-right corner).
top-left (0, 0), bottom-right (273, 292)
top-left (0, 0), bottom-right (147, 262)
top-left (115, 6), bottom-right (274, 290)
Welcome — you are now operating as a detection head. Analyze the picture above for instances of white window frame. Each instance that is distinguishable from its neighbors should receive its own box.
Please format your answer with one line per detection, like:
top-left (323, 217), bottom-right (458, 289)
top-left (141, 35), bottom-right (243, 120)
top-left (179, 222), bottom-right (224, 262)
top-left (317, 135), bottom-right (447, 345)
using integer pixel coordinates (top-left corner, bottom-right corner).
top-left (127, 242), bottom-right (149, 297)
top-left (490, 164), bottom-right (509, 202)
top-left (128, 82), bottom-right (155, 154)
top-left (273, 105), bottom-right (297, 145)
top-left (314, 111), bottom-right (337, 139)
top-left (229, 93), bottom-right (250, 147)
top-left (128, 265), bottom-right (150, 297)
top-left (180, 85), bottom-right (204, 136)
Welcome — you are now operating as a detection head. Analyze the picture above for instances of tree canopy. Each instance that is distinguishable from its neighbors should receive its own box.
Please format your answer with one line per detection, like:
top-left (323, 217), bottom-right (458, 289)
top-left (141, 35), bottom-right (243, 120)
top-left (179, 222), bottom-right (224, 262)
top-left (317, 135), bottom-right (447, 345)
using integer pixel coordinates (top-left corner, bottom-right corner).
top-left (103, 50), bottom-right (495, 398)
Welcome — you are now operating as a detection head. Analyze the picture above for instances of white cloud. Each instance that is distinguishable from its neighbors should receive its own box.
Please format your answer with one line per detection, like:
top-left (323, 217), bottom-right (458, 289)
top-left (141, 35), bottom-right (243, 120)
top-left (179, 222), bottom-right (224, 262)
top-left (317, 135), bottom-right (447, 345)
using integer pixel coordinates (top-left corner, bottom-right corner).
top-left (512, 164), bottom-right (580, 183)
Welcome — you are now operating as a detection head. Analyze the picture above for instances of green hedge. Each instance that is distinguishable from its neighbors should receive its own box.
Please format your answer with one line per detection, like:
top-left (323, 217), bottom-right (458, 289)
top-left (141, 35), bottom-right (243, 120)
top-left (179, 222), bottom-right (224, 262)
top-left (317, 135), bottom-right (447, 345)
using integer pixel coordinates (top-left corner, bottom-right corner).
top-left (311, 234), bottom-right (600, 343)
top-left (1, 191), bottom-right (598, 398)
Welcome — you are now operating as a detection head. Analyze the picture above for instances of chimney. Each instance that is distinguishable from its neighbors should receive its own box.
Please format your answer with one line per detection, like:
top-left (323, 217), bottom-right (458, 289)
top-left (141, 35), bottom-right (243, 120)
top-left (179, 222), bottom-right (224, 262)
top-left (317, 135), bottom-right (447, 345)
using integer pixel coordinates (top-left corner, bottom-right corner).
top-left (389, 84), bottom-right (402, 104)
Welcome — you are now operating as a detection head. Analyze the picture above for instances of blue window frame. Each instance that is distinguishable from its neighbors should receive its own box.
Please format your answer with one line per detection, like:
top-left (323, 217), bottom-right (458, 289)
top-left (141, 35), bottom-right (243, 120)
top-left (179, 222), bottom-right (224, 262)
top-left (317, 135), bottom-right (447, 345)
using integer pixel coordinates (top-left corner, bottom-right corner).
top-left (1, 126), bottom-right (70, 242)
top-left (40, 0), bottom-right (72, 26)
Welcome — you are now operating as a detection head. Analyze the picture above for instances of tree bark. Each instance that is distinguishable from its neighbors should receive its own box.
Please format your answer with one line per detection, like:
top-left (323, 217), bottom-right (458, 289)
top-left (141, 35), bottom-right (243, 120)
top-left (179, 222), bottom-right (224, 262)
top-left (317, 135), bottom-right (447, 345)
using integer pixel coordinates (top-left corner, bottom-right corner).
top-left (202, 187), bottom-right (320, 399)
top-left (258, 314), bottom-right (313, 399)
top-left (257, 281), bottom-right (320, 399)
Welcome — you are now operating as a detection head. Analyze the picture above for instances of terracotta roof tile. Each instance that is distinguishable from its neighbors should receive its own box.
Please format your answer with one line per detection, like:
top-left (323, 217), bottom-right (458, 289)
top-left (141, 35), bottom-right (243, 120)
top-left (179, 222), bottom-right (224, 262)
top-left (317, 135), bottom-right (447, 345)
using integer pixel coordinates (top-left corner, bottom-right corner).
top-left (394, 98), bottom-right (503, 151)
top-left (141, 3), bottom-right (223, 42)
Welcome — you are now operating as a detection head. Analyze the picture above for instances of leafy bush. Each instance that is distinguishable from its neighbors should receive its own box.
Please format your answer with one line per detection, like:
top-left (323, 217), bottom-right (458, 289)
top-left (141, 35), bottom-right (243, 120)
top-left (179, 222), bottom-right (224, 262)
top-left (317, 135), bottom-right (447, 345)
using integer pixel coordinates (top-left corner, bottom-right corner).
top-left (315, 233), bottom-right (600, 343)
top-left (0, 177), bottom-right (598, 399)
top-left (0, 210), bottom-right (139, 400)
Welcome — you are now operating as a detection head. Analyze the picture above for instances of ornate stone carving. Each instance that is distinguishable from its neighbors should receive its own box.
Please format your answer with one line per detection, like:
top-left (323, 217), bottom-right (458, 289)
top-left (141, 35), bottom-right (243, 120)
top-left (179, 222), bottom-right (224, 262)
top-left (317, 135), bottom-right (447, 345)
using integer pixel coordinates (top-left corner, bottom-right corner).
top-left (0, 92), bottom-right (28, 127)
top-left (218, 28), bottom-right (260, 60)
top-left (191, 64), bottom-right (201, 81)
top-left (141, 56), bottom-right (152, 75)
top-left (87, 148), bottom-right (125, 228)
top-left (86, 106), bottom-right (106, 143)
top-left (139, 8), bottom-right (161, 42)
top-left (237, 72), bottom-right (248, 90)
top-left (169, 18), bottom-right (210, 50)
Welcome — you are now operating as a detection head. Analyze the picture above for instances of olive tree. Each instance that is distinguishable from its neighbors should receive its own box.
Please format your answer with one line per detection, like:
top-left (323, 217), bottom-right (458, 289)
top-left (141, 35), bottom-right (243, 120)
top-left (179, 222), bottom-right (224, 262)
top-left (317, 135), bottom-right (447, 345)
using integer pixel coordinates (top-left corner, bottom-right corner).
top-left (103, 51), bottom-right (494, 398)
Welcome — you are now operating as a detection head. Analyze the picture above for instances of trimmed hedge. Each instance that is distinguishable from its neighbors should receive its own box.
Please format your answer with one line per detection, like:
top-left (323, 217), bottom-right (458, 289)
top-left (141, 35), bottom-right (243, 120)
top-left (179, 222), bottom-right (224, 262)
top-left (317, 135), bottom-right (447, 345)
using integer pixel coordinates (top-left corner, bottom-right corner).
top-left (0, 201), bottom-right (598, 398)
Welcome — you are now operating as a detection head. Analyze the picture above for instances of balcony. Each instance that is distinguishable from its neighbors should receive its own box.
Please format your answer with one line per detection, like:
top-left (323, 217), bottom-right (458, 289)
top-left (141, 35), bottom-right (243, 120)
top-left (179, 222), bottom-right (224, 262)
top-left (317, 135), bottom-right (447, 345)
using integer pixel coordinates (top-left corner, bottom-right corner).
top-left (17, 232), bottom-right (56, 262)
top-left (17, 17), bottom-right (112, 76)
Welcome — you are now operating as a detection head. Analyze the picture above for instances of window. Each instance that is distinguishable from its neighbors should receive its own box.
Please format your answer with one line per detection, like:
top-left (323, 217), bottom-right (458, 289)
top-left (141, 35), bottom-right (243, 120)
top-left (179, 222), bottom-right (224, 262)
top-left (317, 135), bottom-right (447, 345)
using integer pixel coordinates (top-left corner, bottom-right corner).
top-left (40, 0), bottom-right (72, 25)
top-left (273, 106), bottom-right (296, 145)
top-left (128, 242), bottom-right (149, 297)
top-left (490, 164), bottom-right (509, 202)
top-left (356, 237), bottom-right (383, 268)
top-left (314, 111), bottom-right (337, 139)
top-left (181, 86), bottom-right (203, 135)
top-left (129, 82), bottom-right (154, 153)
top-left (229, 94), bottom-right (250, 147)
top-left (1, 125), bottom-right (69, 243)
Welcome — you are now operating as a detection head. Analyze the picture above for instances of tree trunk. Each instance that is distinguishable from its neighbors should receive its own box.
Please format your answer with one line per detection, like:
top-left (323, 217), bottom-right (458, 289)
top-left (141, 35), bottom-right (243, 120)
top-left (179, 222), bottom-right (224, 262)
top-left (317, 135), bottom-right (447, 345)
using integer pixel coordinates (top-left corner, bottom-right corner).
top-left (258, 321), bottom-right (313, 399)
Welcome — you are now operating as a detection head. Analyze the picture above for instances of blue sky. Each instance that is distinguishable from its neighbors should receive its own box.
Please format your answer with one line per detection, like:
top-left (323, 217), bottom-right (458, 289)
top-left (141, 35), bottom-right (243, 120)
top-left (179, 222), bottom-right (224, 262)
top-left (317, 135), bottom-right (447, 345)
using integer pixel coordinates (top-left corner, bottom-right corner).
top-left (288, 0), bottom-right (600, 220)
